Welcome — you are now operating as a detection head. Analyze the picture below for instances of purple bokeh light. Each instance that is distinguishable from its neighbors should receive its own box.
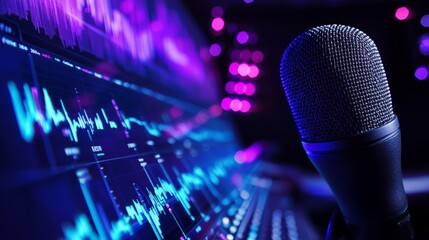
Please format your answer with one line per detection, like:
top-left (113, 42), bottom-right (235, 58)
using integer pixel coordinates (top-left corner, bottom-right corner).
top-left (421, 14), bottom-right (429, 27)
top-left (236, 31), bottom-right (249, 44)
top-left (211, 6), bottom-right (224, 17)
top-left (240, 50), bottom-right (252, 61)
top-left (415, 66), bottom-right (428, 80)
top-left (225, 81), bottom-right (235, 93)
top-left (419, 34), bottom-right (429, 55)
top-left (209, 43), bottom-right (222, 57)
top-left (245, 83), bottom-right (256, 96)
top-left (251, 50), bottom-right (264, 63)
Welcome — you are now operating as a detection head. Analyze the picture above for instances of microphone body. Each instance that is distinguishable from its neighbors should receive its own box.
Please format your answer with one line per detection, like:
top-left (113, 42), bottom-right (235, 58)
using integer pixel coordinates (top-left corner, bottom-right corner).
top-left (280, 24), bottom-right (414, 239)
top-left (303, 116), bottom-right (406, 225)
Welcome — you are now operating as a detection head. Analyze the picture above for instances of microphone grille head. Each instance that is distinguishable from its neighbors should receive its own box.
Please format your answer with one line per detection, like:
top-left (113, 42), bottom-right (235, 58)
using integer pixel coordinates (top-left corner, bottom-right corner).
top-left (280, 24), bottom-right (394, 142)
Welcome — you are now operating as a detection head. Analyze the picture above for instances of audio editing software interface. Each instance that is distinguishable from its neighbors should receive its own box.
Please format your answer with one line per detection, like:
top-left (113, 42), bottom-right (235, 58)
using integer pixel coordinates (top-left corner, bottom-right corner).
top-left (0, 0), bottom-right (268, 239)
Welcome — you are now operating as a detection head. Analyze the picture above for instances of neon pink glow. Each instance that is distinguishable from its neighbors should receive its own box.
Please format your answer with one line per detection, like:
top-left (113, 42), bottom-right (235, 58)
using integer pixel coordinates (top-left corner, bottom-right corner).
top-left (230, 99), bottom-right (242, 112)
top-left (221, 98), bottom-right (232, 110)
top-left (225, 81), bottom-right (235, 93)
top-left (415, 66), bottom-right (428, 80)
top-left (209, 43), bottom-right (222, 57)
top-left (421, 15), bottom-right (429, 27)
top-left (234, 150), bottom-right (245, 164)
top-left (234, 141), bottom-right (263, 164)
top-left (236, 31), bottom-right (249, 44)
top-left (238, 63), bottom-right (250, 76)
top-left (234, 82), bottom-right (246, 95)
top-left (245, 83), bottom-right (256, 96)
top-left (248, 65), bottom-right (259, 78)
top-left (240, 100), bottom-right (251, 113)
top-left (229, 62), bottom-right (239, 75)
top-left (212, 17), bottom-right (225, 31)
top-left (211, 6), bottom-right (224, 17)
top-left (240, 50), bottom-right (252, 61)
top-left (209, 105), bottom-right (222, 117)
top-left (252, 50), bottom-right (264, 63)
top-left (395, 7), bottom-right (410, 20)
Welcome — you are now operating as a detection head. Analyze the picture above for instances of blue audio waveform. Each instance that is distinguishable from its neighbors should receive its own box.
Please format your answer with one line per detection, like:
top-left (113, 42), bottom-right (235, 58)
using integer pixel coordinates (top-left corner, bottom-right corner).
top-left (7, 81), bottom-right (120, 142)
top-left (8, 81), bottom-right (232, 144)
top-left (63, 157), bottom-right (236, 240)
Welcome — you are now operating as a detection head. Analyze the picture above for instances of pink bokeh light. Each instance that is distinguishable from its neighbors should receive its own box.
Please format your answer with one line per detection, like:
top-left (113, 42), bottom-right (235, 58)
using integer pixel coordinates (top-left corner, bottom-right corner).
top-left (212, 17), bottom-right (225, 31)
top-left (229, 62), bottom-right (239, 75)
top-left (230, 99), bottom-right (242, 112)
top-left (209, 43), bottom-right (222, 57)
top-left (221, 97), bottom-right (232, 110)
top-left (240, 100), bottom-right (251, 113)
top-left (234, 82), bottom-right (246, 95)
top-left (248, 65), bottom-right (259, 78)
top-left (245, 83), bottom-right (255, 96)
top-left (395, 7), bottom-right (410, 21)
top-left (238, 63), bottom-right (250, 76)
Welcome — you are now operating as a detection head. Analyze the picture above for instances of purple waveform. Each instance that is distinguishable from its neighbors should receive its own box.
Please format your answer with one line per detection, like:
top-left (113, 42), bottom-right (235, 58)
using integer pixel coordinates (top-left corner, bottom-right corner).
top-left (0, 0), bottom-right (214, 97)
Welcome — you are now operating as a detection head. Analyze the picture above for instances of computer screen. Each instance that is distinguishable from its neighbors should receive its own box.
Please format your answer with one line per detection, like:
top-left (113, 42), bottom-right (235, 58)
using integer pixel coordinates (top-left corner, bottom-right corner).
top-left (0, 0), bottom-right (254, 239)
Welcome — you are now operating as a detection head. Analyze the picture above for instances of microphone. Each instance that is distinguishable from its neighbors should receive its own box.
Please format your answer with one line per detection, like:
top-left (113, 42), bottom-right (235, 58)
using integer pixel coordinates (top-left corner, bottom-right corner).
top-left (279, 24), bottom-right (414, 239)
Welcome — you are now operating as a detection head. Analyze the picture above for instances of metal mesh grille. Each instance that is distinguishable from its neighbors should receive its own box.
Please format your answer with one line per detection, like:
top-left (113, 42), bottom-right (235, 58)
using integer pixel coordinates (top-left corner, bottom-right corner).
top-left (280, 24), bottom-right (394, 142)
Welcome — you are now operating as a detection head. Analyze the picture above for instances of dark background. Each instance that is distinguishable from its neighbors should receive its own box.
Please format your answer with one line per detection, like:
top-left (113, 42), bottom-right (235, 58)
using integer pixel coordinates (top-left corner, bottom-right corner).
top-left (183, 0), bottom-right (429, 173)
top-left (182, 0), bottom-right (429, 238)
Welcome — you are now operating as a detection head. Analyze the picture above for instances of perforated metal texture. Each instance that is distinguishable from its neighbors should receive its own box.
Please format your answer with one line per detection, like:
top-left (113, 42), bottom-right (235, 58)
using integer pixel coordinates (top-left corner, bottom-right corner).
top-left (280, 24), bottom-right (394, 142)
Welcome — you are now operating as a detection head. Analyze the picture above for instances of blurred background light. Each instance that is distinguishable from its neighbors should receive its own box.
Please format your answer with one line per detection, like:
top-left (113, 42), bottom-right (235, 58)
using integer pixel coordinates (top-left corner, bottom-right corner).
top-left (395, 6), bottom-right (411, 21)
top-left (419, 34), bottom-right (429, 55)
top-left (212, 17), bottom-right (225, 31)
top-left (237, 31), bottom-right (249, 44)
top-left (415, 66), bottom-right (428, 80)
top-left (229, 62), bottom-right (239, 75)
top-left (211, 6), bottom-right (224, 18)
top-left (421, 14), bottom-right (429, 27)
top-left (251, 50), bottom-right (264, 63)
top-left (209, 43), bottom-right (222, 57)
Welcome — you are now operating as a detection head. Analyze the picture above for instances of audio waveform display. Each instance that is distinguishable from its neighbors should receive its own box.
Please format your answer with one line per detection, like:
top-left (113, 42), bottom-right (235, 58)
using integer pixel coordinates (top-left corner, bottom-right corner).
top-left (60, 157), bottom-right (237, 240)
top-left (7, 81), bottom-right (229, 144)
top-left (0, 0), bottom-right (216, 99)
top-left (0, 1), bottom-right (252, 239)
